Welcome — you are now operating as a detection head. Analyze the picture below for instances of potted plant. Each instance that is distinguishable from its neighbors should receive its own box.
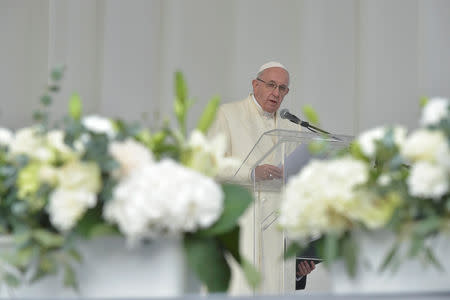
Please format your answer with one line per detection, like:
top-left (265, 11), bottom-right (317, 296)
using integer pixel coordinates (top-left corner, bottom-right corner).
top-left (279, 97), bottom-right (450, 293)
top-left (0, 68), bottom-right (259, 297)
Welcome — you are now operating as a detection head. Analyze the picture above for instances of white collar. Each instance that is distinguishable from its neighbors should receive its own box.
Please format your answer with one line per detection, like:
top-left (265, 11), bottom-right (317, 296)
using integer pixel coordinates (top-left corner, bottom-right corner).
top-left (251, 94), bottom-right (275, 119)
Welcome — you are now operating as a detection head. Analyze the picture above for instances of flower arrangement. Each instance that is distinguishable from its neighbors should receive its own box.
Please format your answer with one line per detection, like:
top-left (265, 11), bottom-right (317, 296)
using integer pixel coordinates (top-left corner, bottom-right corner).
top-left (279, 97), bottom-right (449, 276)
top-left (0, 68), bottom-right (258, 292)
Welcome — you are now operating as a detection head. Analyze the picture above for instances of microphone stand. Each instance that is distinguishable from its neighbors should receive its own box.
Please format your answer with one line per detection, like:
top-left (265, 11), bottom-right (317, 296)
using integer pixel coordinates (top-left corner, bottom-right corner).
top-left (297, 120), bottom-right (342, 141)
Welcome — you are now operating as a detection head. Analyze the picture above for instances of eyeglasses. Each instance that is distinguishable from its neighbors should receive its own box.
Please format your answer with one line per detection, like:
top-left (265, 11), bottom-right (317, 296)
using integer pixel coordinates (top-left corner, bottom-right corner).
top-left (256, 78), bottom-right (289, 95)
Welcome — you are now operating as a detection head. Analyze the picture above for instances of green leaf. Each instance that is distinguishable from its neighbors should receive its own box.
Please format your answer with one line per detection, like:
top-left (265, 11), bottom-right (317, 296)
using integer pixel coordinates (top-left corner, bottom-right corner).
top-left (349, 141), bottom-right (367, 161)
top-left (13, 230), bottom-right (32, 246)
top-left (75, 206), bottom-right (103, 238)
top-left (32, 229), bottom-right (64, 248)
top-left (242, 257), bottom-right (261, 289)
top-left (284, 242), bottom-right (303, 259)
top-left (302, 105), bottom-right (320, 126)
top-left (40, 94), bottom-right (52, 106)
top-left (48, 84), bottom-right (60, 92)
top-left (88, 223), bottom-right (119, 238)
top-left (198, 184), bottom-right (253, 236)
top-left (196, 96), bottom-right (220, 133)
top-left (36, 255), bottom-right (58, 276)
top-left (414, 217), bottom-right (441, 236)
top-left (323, 233), bottom-right (338, 267)
top-left (341, 235), bottom-right (357, 277)
top-left (68, 249), bottom-right (83, 263)
top-left (419, 96), bottom-right (429, 108)
top-left (184, 235), bottom-right (231, 292)
top-left (51, 65), bottom-right (65, 81)
top-left (4, 273), bottom-right (21, 287)
top-left (175, 71), bottom-right (188, 103)
top-left (69, 93), bottom-right (82, 120)
top-left (63, 264), bottom-right (78, 291)
top-left (308, 140), bottom-right (326, 155)
top-left (11, 246), bottom-right (34, 269)
top-left (379, 243), bottom-right (398, 272)
top-left (425, 247), bottom-right (444, 271)
top-left (33, 111), bottom-right (46, 122)
top-left (217, 226), bottom-right (240, 263)
top-left (409, 235), bottom-right (424, 257)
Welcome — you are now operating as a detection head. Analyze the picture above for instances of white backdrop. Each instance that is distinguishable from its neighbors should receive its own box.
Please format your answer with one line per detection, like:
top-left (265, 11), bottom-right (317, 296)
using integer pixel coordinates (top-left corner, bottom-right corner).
top-left (1, 0), bottom-right (450, 136)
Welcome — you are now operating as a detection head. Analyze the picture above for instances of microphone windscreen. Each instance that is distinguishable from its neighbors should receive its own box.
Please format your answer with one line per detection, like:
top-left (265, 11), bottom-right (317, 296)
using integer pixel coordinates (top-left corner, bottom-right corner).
top-left (279, 108), bottom-right (289, 119)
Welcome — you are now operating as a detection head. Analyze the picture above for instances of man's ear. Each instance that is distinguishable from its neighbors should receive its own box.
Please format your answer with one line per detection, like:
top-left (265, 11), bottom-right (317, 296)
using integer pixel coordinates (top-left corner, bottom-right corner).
top-left (251, 79), bottom-right (258, 90)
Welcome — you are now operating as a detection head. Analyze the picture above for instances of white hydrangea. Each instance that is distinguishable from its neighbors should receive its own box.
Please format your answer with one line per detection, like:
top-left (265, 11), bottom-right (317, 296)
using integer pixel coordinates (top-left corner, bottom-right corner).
top-left (82, 115), bottom-right (116, 138)
top-left (420, 97), bottom-right (449, 126)
top-left (279, 156), bottom-right (369, 240)
top-left (109, 139), bottom-right (154, 178)
top-left (48, 188), bottom-right (97, 231)
top-left (9, 127), bottom-right (54, 162)
top-left (57, 161), bottom-right (102, 193)
top-left (0, 127), bottom-right (13, 146)
top-left (104, 159), bottom-right (224, 242)
top-left (186, 130), bottom-right (240, 178)
top-left (357, 126), bottom-right (406, 158)
top-left (407, 161), bottom-right (448, 200)
top-left (401, 129), bottom-right (450, 168)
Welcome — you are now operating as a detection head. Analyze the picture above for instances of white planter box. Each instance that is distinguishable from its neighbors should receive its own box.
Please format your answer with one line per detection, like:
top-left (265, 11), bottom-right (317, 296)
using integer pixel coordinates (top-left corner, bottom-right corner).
top-left (330, 231), bottom-right (450, 293)
top-left (1, 236), bottom-right (200, 298)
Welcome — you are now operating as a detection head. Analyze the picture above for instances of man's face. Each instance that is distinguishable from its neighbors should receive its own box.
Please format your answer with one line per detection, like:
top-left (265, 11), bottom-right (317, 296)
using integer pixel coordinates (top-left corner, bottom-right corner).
top-left (252, 67), bottom-right (290, 113)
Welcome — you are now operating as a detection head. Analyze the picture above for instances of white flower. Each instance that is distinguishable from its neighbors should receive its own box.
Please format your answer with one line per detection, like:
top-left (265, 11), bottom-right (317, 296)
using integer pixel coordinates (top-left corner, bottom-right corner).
top-left (279, 157), bottom-right (369, 240)
top-left (47, 130), bottom-right (79, 161)
top-left (401, 129), bottom-right (450, 168)
top-left (420, 97), bottom-right (449, 126)
top-left (9, 127), bottom-right (54, 162)
top-left (377, 174), bottom-right (392, 186)
top-left (109, 139), bottom-right (154, 178)
top-left (357, 126), bottom-right (406, 158)
top-left (186, 130), bottom-right (239, 178)
top-left (104, 159), bottom-right (223, 241)
top-left (39, 165), bottom-right (58, 185)
top-left (407, 161), bottom-right (448, 200)
top-left (57, 161), bottom-right (102, 193)
top-left (48, 188), bottom-right (97, 231)
top-left (82, 115), bottom-right (116, 137)
top-left (0, 128), bottom-right (13, 146)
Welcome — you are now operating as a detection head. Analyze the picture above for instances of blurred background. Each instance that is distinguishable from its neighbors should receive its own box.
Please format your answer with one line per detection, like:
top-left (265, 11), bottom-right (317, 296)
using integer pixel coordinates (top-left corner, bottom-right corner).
top-left (1, 0), bottom-right (450, 136)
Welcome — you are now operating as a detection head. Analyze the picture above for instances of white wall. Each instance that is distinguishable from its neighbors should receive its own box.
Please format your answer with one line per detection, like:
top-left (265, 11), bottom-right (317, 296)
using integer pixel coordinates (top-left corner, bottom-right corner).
top-left (1, 0), bottom-right (450, 135)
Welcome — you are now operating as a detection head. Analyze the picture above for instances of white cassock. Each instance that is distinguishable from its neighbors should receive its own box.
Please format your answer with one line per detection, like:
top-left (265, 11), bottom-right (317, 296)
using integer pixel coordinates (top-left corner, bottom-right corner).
top-left (208, 94), bottom-right (300, 295)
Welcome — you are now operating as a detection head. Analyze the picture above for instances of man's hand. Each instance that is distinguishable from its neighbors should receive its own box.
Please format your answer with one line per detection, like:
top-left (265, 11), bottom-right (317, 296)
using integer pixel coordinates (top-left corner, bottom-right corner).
top-left (297, 260), bottom-right (316, 277)
top-left (255, 164), bottom-right (282, 181)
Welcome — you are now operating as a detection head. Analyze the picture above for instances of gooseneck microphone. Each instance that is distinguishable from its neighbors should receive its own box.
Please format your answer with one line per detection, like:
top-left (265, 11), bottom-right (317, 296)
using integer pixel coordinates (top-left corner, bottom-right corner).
top-left (279, 108), bottom-right (340, 140)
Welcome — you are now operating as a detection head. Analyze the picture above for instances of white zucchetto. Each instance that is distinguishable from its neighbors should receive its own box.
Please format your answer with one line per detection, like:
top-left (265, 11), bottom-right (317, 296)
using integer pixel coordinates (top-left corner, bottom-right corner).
top-left (258, 61), bottom-right (288, 74)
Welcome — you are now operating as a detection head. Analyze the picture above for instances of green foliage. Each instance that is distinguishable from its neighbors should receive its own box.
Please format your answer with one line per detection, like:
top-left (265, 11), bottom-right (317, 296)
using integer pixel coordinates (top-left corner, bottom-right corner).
top-left (184, 235), bottom-right (231, 292)
top-left (241, 258), bottom-right (262, 289)
top-left (419, 96), bottom-right (429, 107)
top-left (0, 67), bottom-right (255, 295)
top-left (174, 71), bottom-right (193, 137)
top-left (291, 97), bottom-right (450, 280)
top-left (196, 96), bottom-right (220, 134)
top-left (283, 242), bottom-right (304, 259)
top-left (302, 105), bottom-right (320, 126)
top-left (340, 233), bottom-right (358, 277)
top-left (69, 94), bottom-right (82, 121)
top-left (198, 184), bottom-right (252, 236)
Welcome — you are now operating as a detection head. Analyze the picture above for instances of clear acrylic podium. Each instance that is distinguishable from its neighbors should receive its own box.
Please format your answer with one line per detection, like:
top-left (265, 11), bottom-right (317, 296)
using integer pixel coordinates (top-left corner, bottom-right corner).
top-left (232, 129), bottom-right (352, 294)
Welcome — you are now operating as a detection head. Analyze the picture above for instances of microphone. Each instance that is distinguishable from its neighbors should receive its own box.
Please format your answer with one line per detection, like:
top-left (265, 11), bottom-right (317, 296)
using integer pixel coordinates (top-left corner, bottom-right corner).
top-left (279, 109), bottom-right (304, 126)
top-left (279, 108), bottom-right (341, 140)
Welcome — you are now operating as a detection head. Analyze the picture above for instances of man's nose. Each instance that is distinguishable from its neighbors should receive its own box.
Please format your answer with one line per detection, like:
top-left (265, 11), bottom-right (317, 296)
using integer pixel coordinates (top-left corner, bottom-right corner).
top-left (271, 87), bottom-right (280, 97)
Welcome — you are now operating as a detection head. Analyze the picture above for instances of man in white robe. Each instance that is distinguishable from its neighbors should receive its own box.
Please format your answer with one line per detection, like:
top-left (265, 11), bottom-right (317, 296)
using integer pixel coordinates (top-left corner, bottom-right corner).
top-left (208, 62), bottom-right (315, 294)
